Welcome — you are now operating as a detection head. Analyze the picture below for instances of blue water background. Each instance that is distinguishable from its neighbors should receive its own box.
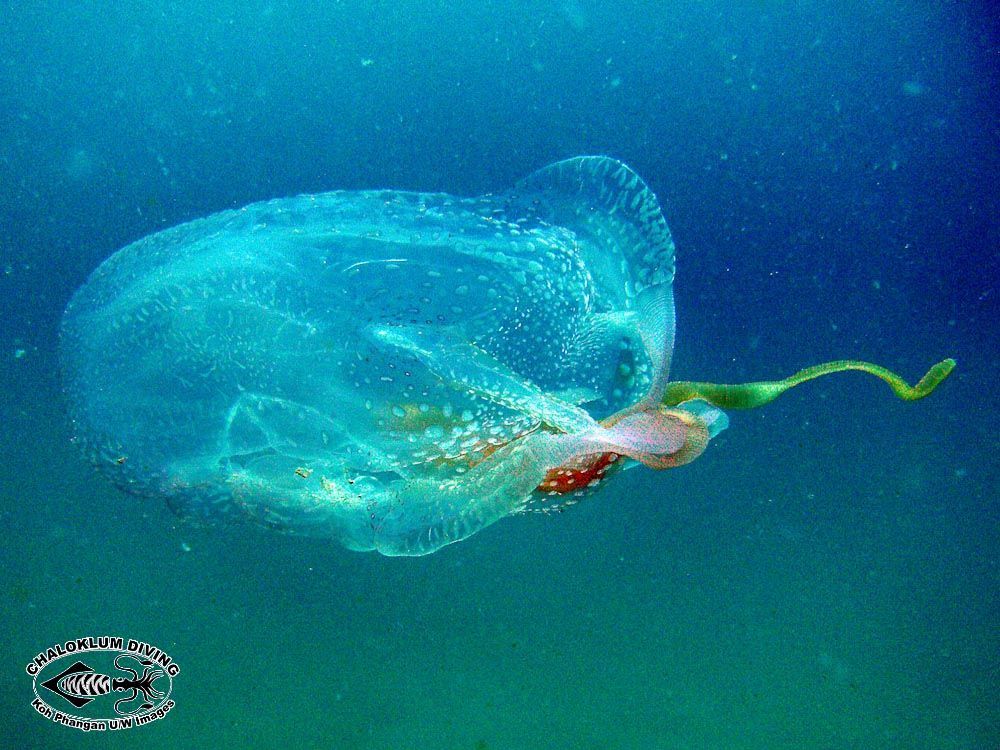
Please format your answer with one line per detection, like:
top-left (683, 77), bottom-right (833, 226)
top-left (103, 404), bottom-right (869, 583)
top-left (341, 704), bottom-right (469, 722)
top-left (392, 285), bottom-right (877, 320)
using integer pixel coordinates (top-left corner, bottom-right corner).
top-left (1, 1), bottom-right (997, 748)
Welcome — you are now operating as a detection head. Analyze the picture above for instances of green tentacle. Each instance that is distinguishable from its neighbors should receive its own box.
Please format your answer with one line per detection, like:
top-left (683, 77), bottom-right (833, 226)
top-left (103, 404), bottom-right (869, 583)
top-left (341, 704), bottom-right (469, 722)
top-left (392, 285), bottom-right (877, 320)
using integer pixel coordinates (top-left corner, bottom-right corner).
top-left (661, 358), bottom-right (956, 410)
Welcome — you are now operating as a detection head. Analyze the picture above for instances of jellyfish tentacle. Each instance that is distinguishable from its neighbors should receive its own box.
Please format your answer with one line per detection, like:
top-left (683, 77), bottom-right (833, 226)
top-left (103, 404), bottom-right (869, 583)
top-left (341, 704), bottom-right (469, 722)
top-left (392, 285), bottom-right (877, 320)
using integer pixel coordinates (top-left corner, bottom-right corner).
top-left (661, 358), bottom-right (955, 410)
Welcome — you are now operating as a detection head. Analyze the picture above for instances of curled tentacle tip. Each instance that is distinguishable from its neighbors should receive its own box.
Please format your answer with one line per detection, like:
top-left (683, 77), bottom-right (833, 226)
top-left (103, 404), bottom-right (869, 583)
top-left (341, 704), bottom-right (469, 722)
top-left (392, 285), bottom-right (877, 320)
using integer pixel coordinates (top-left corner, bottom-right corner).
top-left (909, 357), bottom-right (956, 400)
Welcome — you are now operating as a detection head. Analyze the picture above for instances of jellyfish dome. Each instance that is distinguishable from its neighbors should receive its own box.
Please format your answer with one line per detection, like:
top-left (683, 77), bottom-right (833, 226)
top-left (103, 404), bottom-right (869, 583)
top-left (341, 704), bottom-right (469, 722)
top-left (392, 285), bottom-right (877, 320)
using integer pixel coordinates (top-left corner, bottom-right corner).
top-left (61, 156), bottom-right (729, 555)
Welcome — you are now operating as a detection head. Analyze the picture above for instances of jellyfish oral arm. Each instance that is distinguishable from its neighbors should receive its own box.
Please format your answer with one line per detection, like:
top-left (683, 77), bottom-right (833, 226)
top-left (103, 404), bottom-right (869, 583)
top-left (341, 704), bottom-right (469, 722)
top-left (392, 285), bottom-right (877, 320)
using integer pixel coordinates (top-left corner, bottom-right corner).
top-left (534, 401), bottom-right (718, 495)
top-left (661, 358), bottom-right (956, 410)
top-left (518, 356), bottom-right (955, 502)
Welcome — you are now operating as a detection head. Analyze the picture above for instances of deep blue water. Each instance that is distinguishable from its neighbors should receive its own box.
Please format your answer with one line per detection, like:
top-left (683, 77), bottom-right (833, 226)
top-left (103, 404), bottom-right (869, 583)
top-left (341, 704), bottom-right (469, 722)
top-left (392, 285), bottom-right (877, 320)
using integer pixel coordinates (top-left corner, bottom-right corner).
top-left (1, 1), bottom-right (997, 748)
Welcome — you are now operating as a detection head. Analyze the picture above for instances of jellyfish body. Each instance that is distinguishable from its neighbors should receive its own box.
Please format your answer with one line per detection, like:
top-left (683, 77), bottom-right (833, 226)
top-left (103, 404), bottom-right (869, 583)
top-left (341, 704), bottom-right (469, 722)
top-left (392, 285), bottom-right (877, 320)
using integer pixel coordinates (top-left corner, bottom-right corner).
top-left (61, 157), bottom-right (951, 556)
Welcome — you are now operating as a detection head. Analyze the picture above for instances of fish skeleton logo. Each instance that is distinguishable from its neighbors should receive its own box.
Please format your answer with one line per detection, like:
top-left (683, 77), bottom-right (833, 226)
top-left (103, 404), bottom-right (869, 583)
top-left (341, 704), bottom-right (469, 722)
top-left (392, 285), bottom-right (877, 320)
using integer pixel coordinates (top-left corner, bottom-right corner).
top-left (41, 655), bottom-right (165, 711)
top-left (27, 637), bottom-right (178, 731)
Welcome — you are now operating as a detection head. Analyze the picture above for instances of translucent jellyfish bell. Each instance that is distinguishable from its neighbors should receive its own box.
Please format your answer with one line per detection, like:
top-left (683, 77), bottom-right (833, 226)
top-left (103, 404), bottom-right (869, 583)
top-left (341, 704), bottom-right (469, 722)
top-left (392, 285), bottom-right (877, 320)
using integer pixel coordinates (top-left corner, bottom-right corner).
top-left (61, 157), bottom-right (953, 556)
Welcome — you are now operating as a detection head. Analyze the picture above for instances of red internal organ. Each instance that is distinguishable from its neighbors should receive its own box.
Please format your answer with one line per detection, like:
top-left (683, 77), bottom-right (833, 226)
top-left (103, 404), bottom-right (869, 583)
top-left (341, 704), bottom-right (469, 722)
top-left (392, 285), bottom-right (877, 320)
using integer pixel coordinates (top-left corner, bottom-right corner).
top-left (538, 452), bottom-right (620, 494)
